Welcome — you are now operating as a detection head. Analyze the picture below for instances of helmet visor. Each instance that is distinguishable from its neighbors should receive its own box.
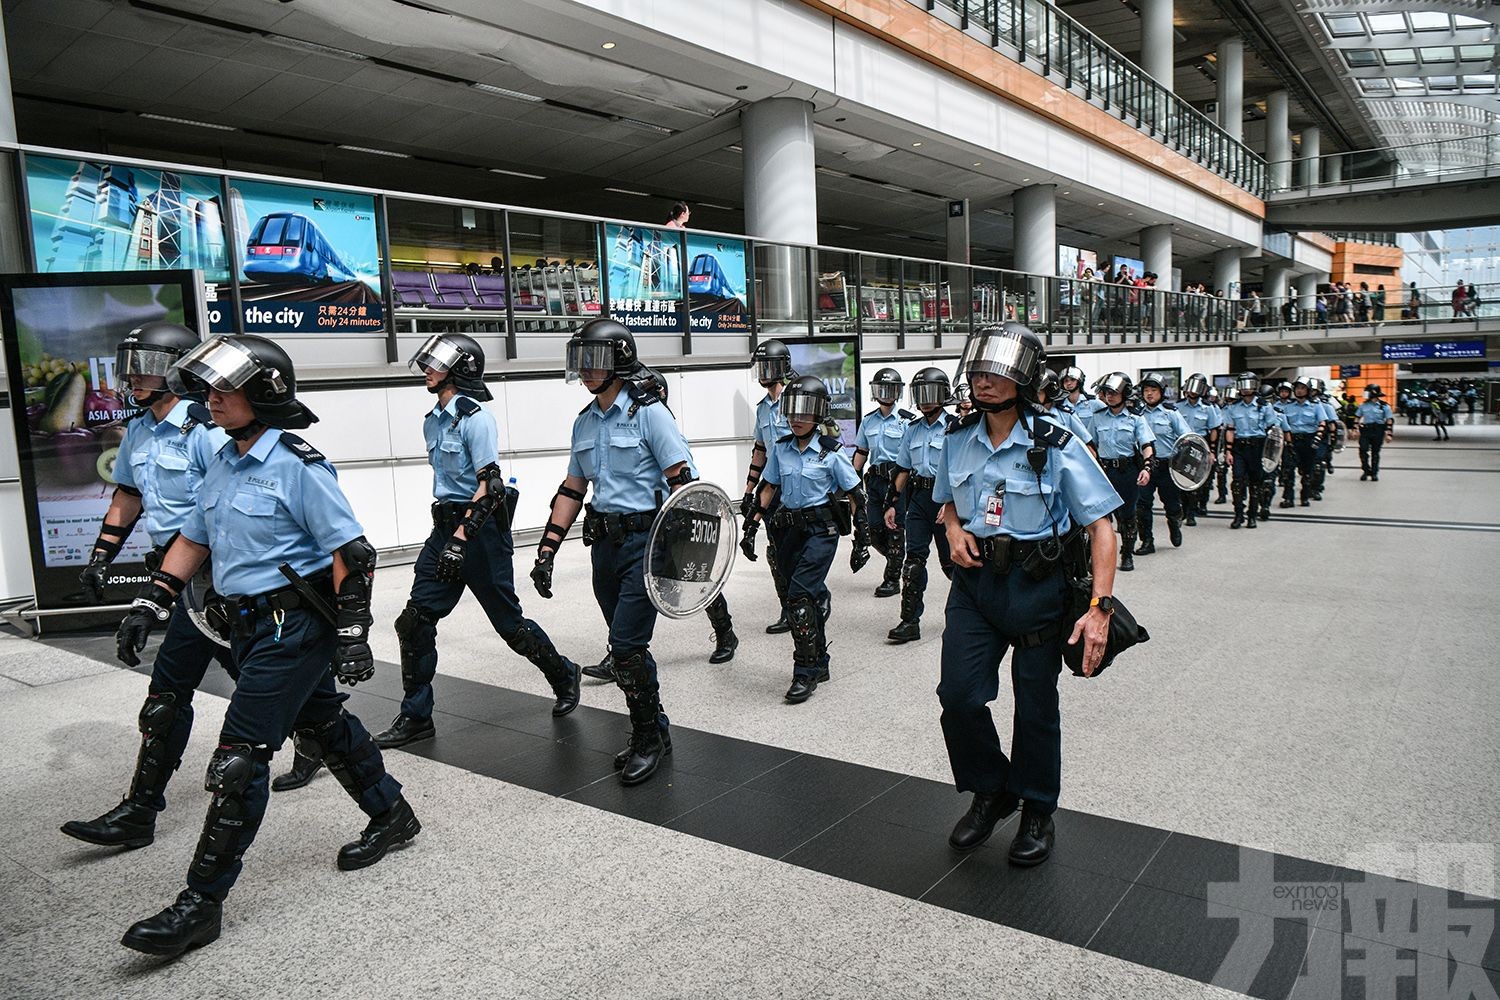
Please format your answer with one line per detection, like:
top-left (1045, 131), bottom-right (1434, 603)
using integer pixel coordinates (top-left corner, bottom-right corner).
top-left (167, 337), bottom-right (258, 397)
top-left (1235, 374), bottom-right (1260, 393)
top-left (870, 381), bottom-right (902, 404)
top-left (115, 345), bottom-right (177, 390)
top-left (1182, 374), bottom-right (1210, 397)
top-left (962, 329), bottom-right (1041, 386)
top-left (1060, 366), bottom-right (1085, 387)
top-left (910, 380), bottom-right (950, 407)
top-left (565, 339), bottom-right (615, 383)
top-left (408, 335), bottom-right (467, 376)
top-left (1098, 373), bottom-right (1131, 397)
top-left (780, 387), bottom-right (830, 424)
top-left (753, 355), bottom-right (790, 383)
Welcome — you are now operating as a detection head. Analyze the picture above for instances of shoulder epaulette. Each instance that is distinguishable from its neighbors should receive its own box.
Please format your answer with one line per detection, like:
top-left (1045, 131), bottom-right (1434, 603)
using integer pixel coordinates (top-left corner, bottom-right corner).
top-left (182, 403), bottom-right (213, 432)
top-left (454, 396), bottom-right (481, 418)
top-left (1031, 417), bottom-right (1074, 450)
top-left (944, 413), bottom-right (960, 431)
top-left (776, 432), bottom-right (796, 444)
top-left (625, 381), bottom-right (659, 416)
top-left (1163, 402), bottom-right (1177, 411)
top-left (948, 412), bottom-right (982, 434)
top-left (907, 411), bottom-right (925, 424)
top-left (578, 401), bottom-right (593, 415)
top-left (818, 434), bottom-right (842, 455)
top-left (278, 432), bottom-right (327, 464)
top-left (897, 408), bottom-right (915, 421)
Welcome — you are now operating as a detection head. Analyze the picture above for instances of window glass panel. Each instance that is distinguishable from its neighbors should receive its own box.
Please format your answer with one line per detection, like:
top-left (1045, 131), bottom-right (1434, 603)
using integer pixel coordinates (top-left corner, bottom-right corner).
top-left (1366, 13), bottom-right (1406, 32)
top-left (1417, 47), bottom-right (1455, 62)
top-left (1392, 77), bottom-right (1426, 92)
top-left (1453, 15), bottom-right (1486, 28)
top-left (1408, 11), bottom-right (1450, 30)
top-left (1343, 49), bottom-right (1379, 67)
top-left (1427, 75), bottom-right (1459, 90)
top-left (1323, 14), bottom-right (1365, 36)
top-left (815, 250), bottom-right (857, 335)
top-left (503, 211), bottom-right (601, 331)
top-left (1458, 45), bottom-right (1494, 61)
top-left (1381, 49), bottom-right (1418, 65)
top-left (858, 255), bottom-right (901, 339)
top-left (1359, 78), bottom-right (1393, 94)
top-left (1462, 74), bottom-right (1496, 91)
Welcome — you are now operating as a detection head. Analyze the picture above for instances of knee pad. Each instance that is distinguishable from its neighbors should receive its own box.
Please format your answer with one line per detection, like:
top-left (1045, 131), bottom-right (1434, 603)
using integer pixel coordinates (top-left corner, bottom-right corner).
top-left (289, 715), bottom-right (342, 762)
top-left (503, 619), bottom-right (546, 660)
top-left (139, 691), bottom-right (180, 738)
top-left (788, 596), bottom-right (818, 640)
top-left (203, 742), bottom-right (259, 797)
top-left (900, 554), bottom-right (927, 587)
top-left (611, 649), bottom-right (650, 694)
top-left (395, 604), bottom-right (438, 657)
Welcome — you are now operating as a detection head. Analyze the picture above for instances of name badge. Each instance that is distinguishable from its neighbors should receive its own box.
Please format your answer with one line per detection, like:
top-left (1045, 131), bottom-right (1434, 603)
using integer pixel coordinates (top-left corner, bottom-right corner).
top-left (984, 492), bottom-right (1004, 527)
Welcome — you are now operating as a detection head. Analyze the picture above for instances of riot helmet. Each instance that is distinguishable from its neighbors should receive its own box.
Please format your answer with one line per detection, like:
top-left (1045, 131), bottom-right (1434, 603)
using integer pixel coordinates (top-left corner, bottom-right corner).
top-left (909, 367), bottom-right (952, 409)
top-left (565, 318), bottom-right (641, 393)
top-left (409, 333), bottom-right (492, 401)
top-left (1206, 386), bottom-right (1221, 404)
top-left (751, 340), bottom-right (793, 385)
top-left (961, 323), bottom-right (1045, 388)
top-left (1033, 367), bottom-right (1061, 406)
top-left (168, 335), bottom-right (317, 433)
top-left (1182, 373), bottom-right (1210, 399)
top-left (1277, 380), bottom-right (1293, 396)
top-left (1097, 372), bottom-right (1133, 402)
top-left (1234, 372), bottom-right (1260, 395)
top-left (116, 321), bottom-right (200, 404)
top-left (1365, 383), bottom-right (1383, 398)
top-left (870, 367), bottom-right (904, 405)
top-left (953, 382), bottom-right (973, 413)
top-left (1138, 372), bottom-right (1166, 392)
top-left (1292, 375), bottom-right (1314, 397)
top-left (1060, 366), bottom-right (1086, 392)
top-left (779, 375), bottom-right (831, 428)
top-left (1308, 376), bottom-right (1326, 395)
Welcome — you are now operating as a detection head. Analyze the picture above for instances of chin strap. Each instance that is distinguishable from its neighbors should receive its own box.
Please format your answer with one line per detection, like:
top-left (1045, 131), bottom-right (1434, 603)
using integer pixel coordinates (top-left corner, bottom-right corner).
top-left (588, 375), bottom-right (620, 396)
top-left (135, 390), bottom-right (169, 407)
top-left (224, 420), bottom-right (264, 441)
top-left (973, 397), bottom-right (1017, 413)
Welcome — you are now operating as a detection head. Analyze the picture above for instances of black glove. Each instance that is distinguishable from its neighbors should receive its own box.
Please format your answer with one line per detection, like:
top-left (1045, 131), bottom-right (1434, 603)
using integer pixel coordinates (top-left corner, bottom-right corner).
top-left (434, 537), bottom-right (466, 582)
top-left (79, 552), bottom-right (109, 603)
top-left (116, 585), bottom-right (173, 667)
top-left (333, 592), bottom-right (374, 686)
top-left (739, 519), bottom-right (759, 562)
top-left (531, 551), bottom-right (555, 599)
top-left (850, 542), bottom-right (871, 573)
top-left (740, 491), bottom-right (756, 520)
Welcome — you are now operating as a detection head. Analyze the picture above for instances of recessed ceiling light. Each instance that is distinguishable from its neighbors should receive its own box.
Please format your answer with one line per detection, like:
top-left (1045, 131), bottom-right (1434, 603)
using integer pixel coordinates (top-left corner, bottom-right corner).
top-left (1062, 190), bottom-right (1070, 194)
top-left (489, 167), bottom-right (547, 179)
top-left (973, 162), bottom-right (982, 167)
top-left (601, 41), bottom-right (616, 49)
top-left (1022, 178), bottom-right (1031, 182)
top-left (139, 113), bottom-right (237, 131)
top-left (1097, 202), bottom-right (1105, 206)
top-left (604, 186), bottom-right (650, 196)
top-left (337, 144), bottom-right (409, 157)
top-left (912, 141), bottom-right (923, 147)
top-left (471, 83), bottom-right (543, 102)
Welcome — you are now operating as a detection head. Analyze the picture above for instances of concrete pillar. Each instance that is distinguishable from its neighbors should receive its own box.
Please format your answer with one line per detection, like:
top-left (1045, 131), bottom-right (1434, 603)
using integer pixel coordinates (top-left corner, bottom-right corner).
top-left (1213, 247), bottom-right (1242, 300)
top-left (0, 5), bottom-right (14, 144)
top-left (946, 199), bottom-right (969, 265)
top-left (1262, 262), bottom-right (1292, 321)
top-left (1216, 38), bottom-right (1244, 143)
top-left (1295, 272), bottom-right (1322, 318)
top-left (742, 98), bottom-right (818, 246)
top-left (1139, 0), bottom-right (1174, 90)
top-left (1325, 154), bottom-right (1343, 185)
top-left (1012, 184), bottom-right (1056, 328)
top-left (0, 8), bottom-right (21, 275)
top-left (1266, 90), bottom-right (1290, 190)
top-left (1300, 127), bottom-right (1322, 189)
top-left (1140, 224), bottom-right (1172, 336)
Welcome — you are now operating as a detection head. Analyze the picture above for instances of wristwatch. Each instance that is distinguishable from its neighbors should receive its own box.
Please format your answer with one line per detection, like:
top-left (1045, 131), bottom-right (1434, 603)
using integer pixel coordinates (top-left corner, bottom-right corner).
top-left (1090, 596), bottom-right (1116, 615)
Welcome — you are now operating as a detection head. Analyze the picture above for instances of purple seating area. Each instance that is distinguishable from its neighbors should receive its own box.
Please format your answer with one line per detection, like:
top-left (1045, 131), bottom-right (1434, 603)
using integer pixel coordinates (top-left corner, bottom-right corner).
top-left (391, 268), bottom-right (557, 314)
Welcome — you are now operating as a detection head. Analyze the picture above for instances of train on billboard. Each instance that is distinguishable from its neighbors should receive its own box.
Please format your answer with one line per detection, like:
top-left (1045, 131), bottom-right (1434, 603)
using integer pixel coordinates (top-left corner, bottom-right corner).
top-left (24, 154), bottom-right (234, 331)
top-left (685, 234), bottom-right (750, 334)
top-left (224, 180), bottom-right (384, 334)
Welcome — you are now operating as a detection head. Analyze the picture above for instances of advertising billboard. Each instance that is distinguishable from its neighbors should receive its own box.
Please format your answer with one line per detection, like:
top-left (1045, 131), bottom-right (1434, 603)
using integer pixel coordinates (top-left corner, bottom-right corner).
top-left (685, 233), bottom-right (750, 334)
top-left (227, 179), bottom-right (384, 334)
top-left (0, 271), bottom-right (204, 619)
top-left (1381, 340), bottom-right (1485, 361)
top-left (603, 223), bottom-right (684, 334)
top-left (787, 339), bottom-right (860, 450)
top-left (24, 153), bottom-right (233, 331)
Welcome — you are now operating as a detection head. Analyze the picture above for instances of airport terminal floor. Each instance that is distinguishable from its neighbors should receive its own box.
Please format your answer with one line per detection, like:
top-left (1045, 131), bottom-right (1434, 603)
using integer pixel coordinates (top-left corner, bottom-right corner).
top-left (2, 417), bottom-right (1497, 1000)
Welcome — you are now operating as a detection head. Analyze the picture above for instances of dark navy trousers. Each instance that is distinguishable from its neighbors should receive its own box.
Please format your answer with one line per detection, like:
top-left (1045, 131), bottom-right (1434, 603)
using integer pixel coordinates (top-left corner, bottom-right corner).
top-left (902, 486), bottom-right (952, 622)
top-left (591, 527), bottom-right (669, 733)
top-left (769, 520), bottom-right (838, 679)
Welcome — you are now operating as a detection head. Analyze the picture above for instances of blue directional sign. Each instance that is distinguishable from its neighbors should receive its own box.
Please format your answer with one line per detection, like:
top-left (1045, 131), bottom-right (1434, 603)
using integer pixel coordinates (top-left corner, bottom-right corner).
top-left (1381, 340), bottom-right (1486, 361)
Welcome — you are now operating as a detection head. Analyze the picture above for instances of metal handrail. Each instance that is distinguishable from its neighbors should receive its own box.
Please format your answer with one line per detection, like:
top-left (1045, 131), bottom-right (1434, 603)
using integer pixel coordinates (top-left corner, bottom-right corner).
top-left (1267, 132), bottom-right (1500, 193)
top-left (927, 0), bottom-right (1267, 195)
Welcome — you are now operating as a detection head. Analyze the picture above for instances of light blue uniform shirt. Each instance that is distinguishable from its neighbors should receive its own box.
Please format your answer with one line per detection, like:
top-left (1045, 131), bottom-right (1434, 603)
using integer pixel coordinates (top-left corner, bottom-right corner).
top-left (1268, 404), bottom-right (1290, 432)
top-left (1086, 406), bottom-right (1155, 460)
top-left (1177, 399), bottom-right (1223, 437)
top-left (763, 435), bottom-right (861, 510)
top-left (1224, 399), bottom-right (1275, 438)
top-left (424, 395), bottom-right (499, 502)
top-left (896, 414), bottom-right (951, 477)
top-left (1317, 400), bottom-right (1338, 424)
top-left (855, 408), bottom-right (908, 466)
top-left (754, 393), bottom-right (790, 448)
top-left (1051, 401), bottom-right (1094, 445)
top-left (180, 429), bottom-right (363, 597)
top-left (1140, 404), bottom-right (1192, 459)
top-left (113, 400), bottom-right (230, 546)
top-left (1281, 398), bottom-right (1324, 434)
top-left (1356, 401), bottom-right (1393, 425)
top-left (567, 392), bottom-right (692, 514)
top-left (934, 414), bottom-right (1121, 541)
top-left (1070, 395), bottom-right (1105, 421)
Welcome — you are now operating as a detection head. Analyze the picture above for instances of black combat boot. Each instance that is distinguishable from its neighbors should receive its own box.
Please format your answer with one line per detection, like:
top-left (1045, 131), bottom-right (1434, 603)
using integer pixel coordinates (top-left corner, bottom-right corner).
top-left (615, 727), bottom-right (673, 770)
top-left (705, 596), bottom-right (738, 664)
top-left (887, 620), bottom-right (921, 643)
top-left (373, 714), bottom-right (435, 749)
top-left (582, 651), bottom-right (616, 680)
top-left (1167, 516), bottom-right (1183, 547)
top-left (948, 791), bottom-right (1019, 851)
top-left (336, 797), bottom-right (421, 871)
top-left (1119, 531), bottom-right (1135, 572)
top-left (765, 610), bottom-right (791, 635)
top-left (1133, 511), bottom-right (1155, 555)
top-left (614, 652), bottom-right (668, 785)
top-left (504, 620), bottom-right (581, 717)
top-left (121, 889), bottom-right (222, 957)
top-left (61, 799), bottom-right (158, 849)
top-left (1008, 808), bottom-right (1056, 867)
top-left (873, 552), bottom-right (901, 598)
top-left (270, 745), bottom-right (324, 792)
top-left (63, 691), bottom-right (182, 848)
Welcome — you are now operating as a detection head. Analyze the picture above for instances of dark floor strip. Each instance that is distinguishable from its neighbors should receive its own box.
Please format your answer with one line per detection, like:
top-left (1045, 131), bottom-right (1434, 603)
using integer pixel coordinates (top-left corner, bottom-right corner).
top-left (1361, 466), bottom-right (1500, 473)
top-left (1196, 510), bottom-right (1500, 533)
top-left (37, 632), bottom-right (1500, 999)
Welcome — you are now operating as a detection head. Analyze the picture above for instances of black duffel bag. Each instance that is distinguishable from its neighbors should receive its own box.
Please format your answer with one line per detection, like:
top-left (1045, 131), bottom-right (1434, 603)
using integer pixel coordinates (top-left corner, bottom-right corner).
top-left (1060, 576), bottom-right (1149, 678)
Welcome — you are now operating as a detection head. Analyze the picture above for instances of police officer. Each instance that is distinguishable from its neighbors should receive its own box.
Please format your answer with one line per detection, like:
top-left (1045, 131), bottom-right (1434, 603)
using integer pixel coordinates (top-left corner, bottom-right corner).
top-left (1059, 366), bottom-right (1099, 419)
top-left (1083, 373), bottom-right (1154, 571)
top-left (1134, 373), bottom-right (1192, 553)
top-left (1207, 386), bottom-right (1231, 505)
top-left (1254, 383), bottom-right (1288, 522)
top-left (1278, 376), bottom-right (1324, 509)
top-left (1034, 368), bottom-right (1094, 447)
top-left (882, 368), bottom-right (956, 644)
top-left (1312, 377), bottom-right (1339, 485)
top-left (357, 334), bottom-right (582, 756)
top-left (742, 376), bottom-right (869, 701)
top-left (953, 382), bottom-right (974, 417)
top-left (853, 368), bottom-right (912, 598)
top-left (1224, 373), bottom-right (1277, 529)
top-left (740, 340), bottom-right (795, 634)
top-left (114, 335), bottom-right (416, 957)
top-left (936, 323), bottom-right (1123, 866)
top-left (1356, 385), bottom-right (1394, 481)
top-left (530, 319), bottom-right (692, 786)
top-left (1176, 373), bottom-right (1222, 526)
top-left (61, 322), bottom-right (235, 848)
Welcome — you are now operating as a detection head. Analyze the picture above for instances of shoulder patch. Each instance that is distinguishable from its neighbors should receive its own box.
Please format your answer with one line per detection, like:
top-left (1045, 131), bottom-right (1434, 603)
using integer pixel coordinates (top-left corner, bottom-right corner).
top-left (454, 396), bottom-right (481, 418)
top-left (183, 403), bottom-right (214, 431)
top-left (897, 408), bottom-right (915, 421)
top-left (1163, 402), bottom-right (1177, 411)
top-left (947, 412), bottom-right (982, 435)
top-left (1032, 417), bottom-right (1074, 450)
top-left (278, 432), bottom-right (327, 464)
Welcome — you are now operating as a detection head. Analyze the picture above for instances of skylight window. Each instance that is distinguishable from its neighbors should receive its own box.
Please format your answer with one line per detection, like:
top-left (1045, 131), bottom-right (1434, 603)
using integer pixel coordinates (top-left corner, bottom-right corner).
top-left (1408, 12), bottom-right (1451, 31)
top-left (1324, 14), bottom-right (1366, 37)
top-left (1418, 47), bottom-right (1455, 63)
top-left (1381, 48), bottom-right (1418, 65)
top-left (1366, 13), bottom-right (1407, 33)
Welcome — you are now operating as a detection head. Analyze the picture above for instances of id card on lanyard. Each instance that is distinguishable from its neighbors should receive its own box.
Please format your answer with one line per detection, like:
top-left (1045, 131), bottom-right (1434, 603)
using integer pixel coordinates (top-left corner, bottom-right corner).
top-left (984, 482), bottom-right (1005, 527)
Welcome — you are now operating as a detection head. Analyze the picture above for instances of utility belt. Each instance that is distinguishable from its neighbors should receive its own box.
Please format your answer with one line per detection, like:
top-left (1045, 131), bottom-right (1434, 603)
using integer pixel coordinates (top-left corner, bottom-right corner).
top-left (974, 524), bottom-right (1088, 581)
top-left (770, 502), bottom-right (838, 533)
top-left (1289, 431), bottom-right (1319, 442)
top-left (866, 462), bottom-right (899, 482)
top-left (431, 483), bottom-right (519, 535)
top-left (908, 474), bottom-right (936, 492)
top-left (1098, 456), bottom-right (1142, 471)
top-left (581, 503), bottom-right (657, 546)
top-left (224, 573), bottom-right (334, 635)
top-left (1233, 437), bottom-right (1265, 447)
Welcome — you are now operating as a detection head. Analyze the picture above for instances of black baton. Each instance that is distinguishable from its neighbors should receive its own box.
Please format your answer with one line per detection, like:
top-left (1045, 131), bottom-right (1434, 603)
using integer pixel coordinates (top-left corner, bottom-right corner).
top-left (277, 563), bottom-right (337, 625)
